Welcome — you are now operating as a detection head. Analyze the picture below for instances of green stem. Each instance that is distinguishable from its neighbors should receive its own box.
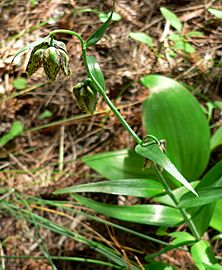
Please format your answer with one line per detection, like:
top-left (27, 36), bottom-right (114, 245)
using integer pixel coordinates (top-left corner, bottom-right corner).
top-left (49, 29), bottom-right (84, 47)
top-left (154, 164), bottom-right (201, 241)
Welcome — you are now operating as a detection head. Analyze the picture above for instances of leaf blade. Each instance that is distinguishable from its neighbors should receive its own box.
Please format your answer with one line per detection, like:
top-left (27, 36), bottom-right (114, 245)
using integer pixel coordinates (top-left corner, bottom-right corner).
top-left (72, 194), bottom-right (183, 227)
top-left (86, 55), bottom-right (106, 92)
top-left (160, 7), bottom-right (183, 32)
top-left (54, 179), bottom-right (164, 198)
top-left (86, 1), bottom-right (115, 47)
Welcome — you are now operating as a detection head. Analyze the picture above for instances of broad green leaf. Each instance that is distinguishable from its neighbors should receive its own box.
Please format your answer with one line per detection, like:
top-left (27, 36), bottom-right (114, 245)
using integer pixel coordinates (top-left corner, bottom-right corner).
top-left (141, 75), bottom-right (210, 180)
top-left (0, 121), bottom-right (23, 146)
top-left (129, 32), bottom-right (153, 48)
top-left (211, 125), bottom-right (222, 151)
top-left (187, 31), bottom-right (204, 37)
top-left (72, 194), bottom-right (183, 227)
top-left (11, 37), bottom-right (47, 66)
top-left (99, 12), bottom-right (122, 23)
top-left (160, 7), bottom-right (183, 32)
top-left (86, 55), bottom-right (106, 92)
top-left (174, 41), bottom-right (196, 53)
top-left (13, 78), bottom-right (27, 90)
top-left (86, 0), bottom-right (115, 47)
top-left (135, 143), bottom-right (198, 196)
top-left (191, 240), bottom-right (217, 270)
top-left (145, 262), bottom-right (176, 270)
top-left (208, 8), bottom-right (222, 19)
top-left (82, 149), bottom-right (156, 180)
top-left (54, 179), bottom-right (164, 198)
top-left (178, 187), bottom-right (222, 208)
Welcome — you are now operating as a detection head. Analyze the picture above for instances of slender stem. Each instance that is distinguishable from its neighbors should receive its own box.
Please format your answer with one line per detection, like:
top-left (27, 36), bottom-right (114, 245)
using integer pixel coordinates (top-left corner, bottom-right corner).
top-left (154, 164), bottom-right (201, 241)
top-left (49, 29), bottom-right (84, 47)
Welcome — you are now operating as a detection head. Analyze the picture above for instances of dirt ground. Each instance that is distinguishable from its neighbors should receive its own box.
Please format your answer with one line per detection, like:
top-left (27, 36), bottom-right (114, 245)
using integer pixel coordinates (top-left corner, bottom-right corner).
top-left (0, 0), bottom-right (222, 269)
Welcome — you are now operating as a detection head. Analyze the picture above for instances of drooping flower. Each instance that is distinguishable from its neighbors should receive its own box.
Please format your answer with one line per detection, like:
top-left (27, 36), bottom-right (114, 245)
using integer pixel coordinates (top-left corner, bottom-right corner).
top-left (26, 38), bottom-right (70, 81)
top-left (73, 81), bottom-right (98, 115)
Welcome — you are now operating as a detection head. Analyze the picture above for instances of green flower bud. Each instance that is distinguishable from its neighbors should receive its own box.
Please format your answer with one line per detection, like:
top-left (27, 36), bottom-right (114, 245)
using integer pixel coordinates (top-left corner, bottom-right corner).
top-left (73, 82), bottom-right (98, 115)
top-left (26, 38), bottom-right (70, 81)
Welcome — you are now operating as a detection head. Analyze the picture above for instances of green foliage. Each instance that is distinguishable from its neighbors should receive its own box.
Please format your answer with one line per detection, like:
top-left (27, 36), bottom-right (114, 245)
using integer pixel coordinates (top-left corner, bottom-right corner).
top-left (0, 121), bottom-right (23, 146)
top-left (208, 8), bottom-right (222, 19)
top-left (82, 149), bottom-right (156, 180)
top-left (211, 125), bottom-right (222, 151)
top-left (191, 240), bottom-right (222, 270)
top-left (99, 11), bottom-right (122, 23)
top-left (86, 1), bottom-right (115, 47)
top-left (13, 77), bottom-right (27, 90)
top-left (85, 55), bottom-right (106, 92)
top-left (54, 179), bottom-right (164, 198)
top-left (11, 1), bottom-right (222, 268)
top-left (129, 32), bottom-right (154, 48)
top-left (38, 110), bottom-right (53, 120)
top-left (160, 7), bottom-right (183, 32)
top-left (135, 144), bottom-right (197, 195)
top-left (72, 194), bottom-right (183, 227)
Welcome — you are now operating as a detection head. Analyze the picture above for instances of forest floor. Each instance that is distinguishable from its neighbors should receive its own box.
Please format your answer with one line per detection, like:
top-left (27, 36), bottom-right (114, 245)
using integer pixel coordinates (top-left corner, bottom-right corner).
top-left (0, 0), bottom-right (222, 269)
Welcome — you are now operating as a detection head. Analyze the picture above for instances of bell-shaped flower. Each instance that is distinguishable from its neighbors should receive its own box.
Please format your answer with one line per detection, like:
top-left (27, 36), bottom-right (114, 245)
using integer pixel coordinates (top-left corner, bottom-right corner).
top-left (73, 81), bottom-right (98, 114)
top-left (26, 38), bottom-right (70, 81)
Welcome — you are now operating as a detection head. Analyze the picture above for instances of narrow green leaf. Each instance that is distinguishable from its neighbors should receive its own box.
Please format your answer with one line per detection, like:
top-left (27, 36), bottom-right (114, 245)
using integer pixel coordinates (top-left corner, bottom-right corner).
top-left (11, 37), bottom-right (47, 66)
top-left (86, 0), bottom-right (115, 47)
top-left (129, 32), bottom-right (153, 48)
top-left (72, 194), bottom-right (183, 227)
top-left (82, 149), bottom-right (156, 180)
top-left (160, 7), bottom-right (183, 32)
top-left (135, 143), bottom-right (198, 196)
top-left (179, 187), bottom-right (222, 208)
top-left (211, 125), bottom-right (222, 151)
top-left (54, 179), bottom-right (164, 198)
top-left (191, 240), bottom-right (217, 270)
top-left (141, 75), bottom-right (210, 180)
top-left (86, 55), bottom-right (106, 92)
top-left (208, 8), bottom-right (222, 19)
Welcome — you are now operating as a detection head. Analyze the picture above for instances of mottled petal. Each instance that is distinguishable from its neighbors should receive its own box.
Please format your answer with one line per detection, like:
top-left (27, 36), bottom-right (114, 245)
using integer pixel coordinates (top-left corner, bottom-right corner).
top-left (43, 47), bottom-right (61, 81)
top-left (59, 49), bottom-right (71, 77)
top-left (26, 48), bottom-right (44, 77)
